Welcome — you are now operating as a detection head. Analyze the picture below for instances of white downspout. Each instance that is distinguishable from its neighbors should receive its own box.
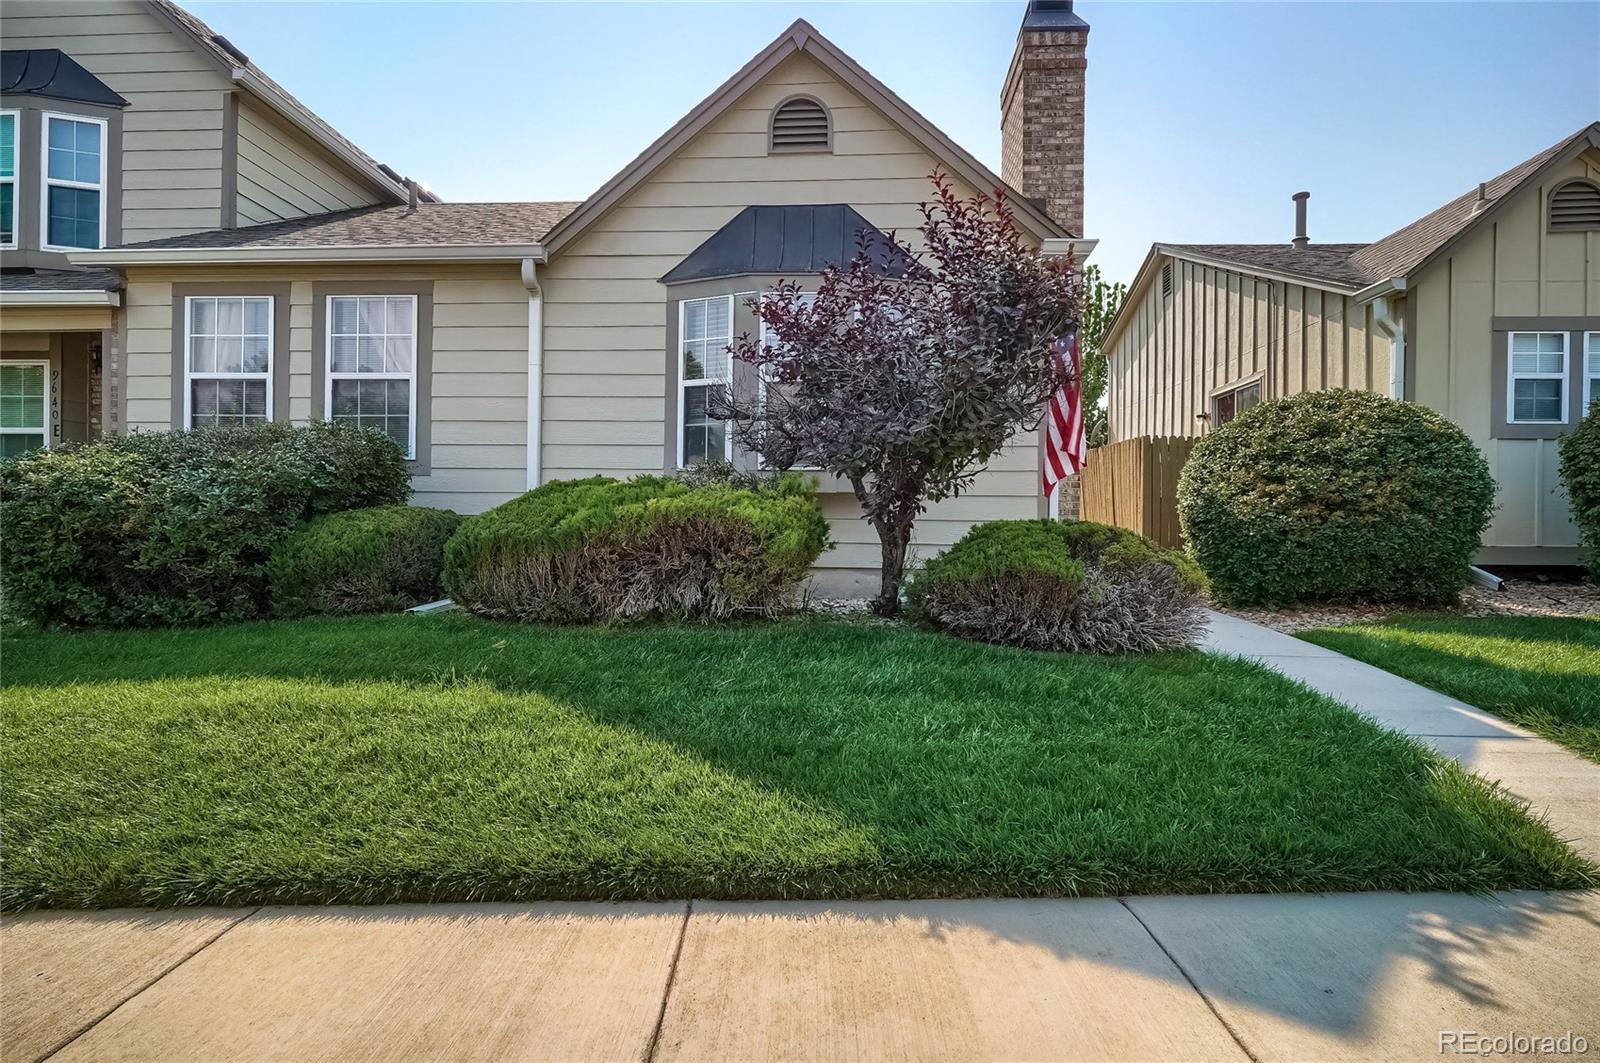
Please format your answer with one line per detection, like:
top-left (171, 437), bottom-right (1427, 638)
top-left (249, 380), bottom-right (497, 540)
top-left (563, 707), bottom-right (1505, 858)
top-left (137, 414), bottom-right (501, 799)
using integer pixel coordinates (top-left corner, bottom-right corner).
top-left (1372, 290), bottom-right (1406, 401)
top-left (522, 256), bottom-right (544, 490)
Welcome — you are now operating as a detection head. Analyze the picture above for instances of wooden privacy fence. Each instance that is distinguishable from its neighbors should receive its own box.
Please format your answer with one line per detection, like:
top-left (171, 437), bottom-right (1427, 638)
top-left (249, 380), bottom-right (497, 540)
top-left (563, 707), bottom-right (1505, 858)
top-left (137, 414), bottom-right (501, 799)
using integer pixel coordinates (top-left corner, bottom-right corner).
top-left (1078, 436), bottom-right (1197, 549)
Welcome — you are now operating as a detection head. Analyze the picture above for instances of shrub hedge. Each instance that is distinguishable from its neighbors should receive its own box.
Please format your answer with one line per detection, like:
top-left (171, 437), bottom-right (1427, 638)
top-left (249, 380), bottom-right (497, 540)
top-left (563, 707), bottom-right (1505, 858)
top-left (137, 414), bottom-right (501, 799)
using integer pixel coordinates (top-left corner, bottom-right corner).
top-left (0, 422), bottom-right (409, 627)
top-left (906, 519), bottom-right (1207, 653)
top-left (269, 505), bottom-right (460, 617)
top-left (1177, 389), bottom-right (1494, 606)
top-left (1559, 399), bottom-right (1600, 580)
top-left (442, 473), bottom-right (830, 622)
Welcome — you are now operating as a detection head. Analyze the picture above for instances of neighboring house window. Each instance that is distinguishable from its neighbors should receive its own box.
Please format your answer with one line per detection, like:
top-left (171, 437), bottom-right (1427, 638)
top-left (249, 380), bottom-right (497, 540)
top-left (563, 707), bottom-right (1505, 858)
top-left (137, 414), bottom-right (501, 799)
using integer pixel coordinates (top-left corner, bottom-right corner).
top-left (327, 295), bottom-right (417, 458)
top-left (0, 361), bottom-right (48, 456)
top-left (1586, 332), bottom-right (1600, 414)
top-left (185, 296), bottom-right (272, 428)
top-left (0, 111), bottom-right (16, 249)
top-left (1507, 331), bottom-right (1567, 424)
top-left (41, 113), bottom-right (105, 250)
top-left (678, 294), bottom-right (733, 465)
top-left (769, 96), bottom-right (831, 153)
top-left (1214, 380), bottom-right (1261, 426)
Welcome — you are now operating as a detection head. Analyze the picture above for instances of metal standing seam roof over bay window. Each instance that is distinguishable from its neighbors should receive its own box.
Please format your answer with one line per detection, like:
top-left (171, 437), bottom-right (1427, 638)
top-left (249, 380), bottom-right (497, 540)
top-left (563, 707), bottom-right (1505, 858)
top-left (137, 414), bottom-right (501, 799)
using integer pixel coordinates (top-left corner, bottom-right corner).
top-left (660, 204), bottom-right (918, 284)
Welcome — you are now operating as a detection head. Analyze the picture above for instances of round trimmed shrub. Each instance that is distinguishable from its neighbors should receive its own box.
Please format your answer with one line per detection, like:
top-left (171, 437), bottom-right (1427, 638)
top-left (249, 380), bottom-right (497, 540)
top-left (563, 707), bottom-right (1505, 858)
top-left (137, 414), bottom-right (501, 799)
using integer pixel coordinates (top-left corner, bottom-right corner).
top-left (1558, 399), bottom-right (1600, 580)
top-left (269, 505), bottom-right (460, 617)
top-left (906, 519), bottom-right (1207, 653)
top-left (442, 473), bottom-right (830, 623)
top-left (0, 421), bottom-right (410, 628)
top-left (1177, 389), bottom-right (1494, 606)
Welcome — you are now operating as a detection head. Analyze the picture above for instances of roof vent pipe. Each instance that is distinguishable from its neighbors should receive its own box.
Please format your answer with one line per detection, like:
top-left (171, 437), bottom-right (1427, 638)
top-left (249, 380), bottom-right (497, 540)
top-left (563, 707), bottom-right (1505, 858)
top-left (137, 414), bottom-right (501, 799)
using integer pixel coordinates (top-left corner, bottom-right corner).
top-left (1291, 191), bottom-right (1310, 249)
top-left (1469, 182), bottom-right (1490, 216)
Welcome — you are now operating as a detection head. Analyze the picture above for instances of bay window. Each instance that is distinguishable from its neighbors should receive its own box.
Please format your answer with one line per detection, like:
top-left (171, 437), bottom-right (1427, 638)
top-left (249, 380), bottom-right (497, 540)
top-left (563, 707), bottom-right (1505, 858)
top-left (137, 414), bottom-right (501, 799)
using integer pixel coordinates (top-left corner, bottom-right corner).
top-left (678, 294), bottom-right (733, 465)
top-left (0, 111), bottom-right (15, 249)
top-left (41, 113), bottom-right (105, 250)
top-left (185, 296), bottom-right (272, 428)
top-left (327, 295), bottom-right (417, 457)
top-left (0, 361), bottom-right (48, 456)
top-left (1507, 331), bottom-right (1567, 424)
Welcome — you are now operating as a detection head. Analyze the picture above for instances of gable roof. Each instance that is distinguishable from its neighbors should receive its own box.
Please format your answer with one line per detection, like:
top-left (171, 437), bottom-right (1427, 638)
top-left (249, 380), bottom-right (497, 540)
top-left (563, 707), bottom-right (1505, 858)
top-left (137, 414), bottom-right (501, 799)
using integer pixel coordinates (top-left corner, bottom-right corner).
top-left (73, 202), bottom-right (579, 264)
top-left (1, 49), bottom-right (128, 108)
top-left (660, 204), bottom-right (917, 284)
top-left (1161, 243), bottom-right (1372, 291)
top-left (145, 0), bottom-right (427, 205)
top-left (1347, 122), bottom-right (1600, 282)
top-left (541, 19), bottom-right (1068, 256)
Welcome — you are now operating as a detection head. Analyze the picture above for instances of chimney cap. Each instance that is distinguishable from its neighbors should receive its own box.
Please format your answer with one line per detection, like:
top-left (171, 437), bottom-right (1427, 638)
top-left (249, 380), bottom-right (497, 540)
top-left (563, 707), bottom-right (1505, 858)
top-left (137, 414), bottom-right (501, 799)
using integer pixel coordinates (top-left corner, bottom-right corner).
top-left (1021, 0), bottom-right (1089, 31)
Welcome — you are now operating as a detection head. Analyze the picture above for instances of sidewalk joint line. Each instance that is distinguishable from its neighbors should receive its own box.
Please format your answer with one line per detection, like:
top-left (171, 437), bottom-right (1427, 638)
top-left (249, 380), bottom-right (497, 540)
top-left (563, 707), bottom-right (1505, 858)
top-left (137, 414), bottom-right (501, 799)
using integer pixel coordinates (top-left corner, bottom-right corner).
top-left (41, 906), bottom-right (262, 1062)
top-left (1119, 898), bottom-right (1260, 1063)
top-left (643, 899), bottom-right (693, 1063)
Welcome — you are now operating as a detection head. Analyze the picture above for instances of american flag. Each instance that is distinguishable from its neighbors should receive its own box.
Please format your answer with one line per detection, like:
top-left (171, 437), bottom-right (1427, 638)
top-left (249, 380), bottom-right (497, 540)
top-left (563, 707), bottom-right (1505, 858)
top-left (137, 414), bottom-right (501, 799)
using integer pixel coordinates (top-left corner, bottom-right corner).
top-left (1042, 329), bottom-right (1086, 498)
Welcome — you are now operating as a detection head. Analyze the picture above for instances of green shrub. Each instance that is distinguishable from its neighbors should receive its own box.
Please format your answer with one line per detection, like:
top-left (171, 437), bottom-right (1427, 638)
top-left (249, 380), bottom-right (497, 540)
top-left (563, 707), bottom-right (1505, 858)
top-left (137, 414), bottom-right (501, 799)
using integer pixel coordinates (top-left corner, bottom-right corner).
top-left (906, 519), bottom-right (1206, 653)
top-left (0, 422), bottom-right (409, 627)
top-left (1177, 389), bottom-right (1494, 606)
top-left (269, 505), bottom-right (460, 617)
top-left (1559, 399), bottom-right (1600, 580)
top-left (443, 473), bottom-right (830, 622)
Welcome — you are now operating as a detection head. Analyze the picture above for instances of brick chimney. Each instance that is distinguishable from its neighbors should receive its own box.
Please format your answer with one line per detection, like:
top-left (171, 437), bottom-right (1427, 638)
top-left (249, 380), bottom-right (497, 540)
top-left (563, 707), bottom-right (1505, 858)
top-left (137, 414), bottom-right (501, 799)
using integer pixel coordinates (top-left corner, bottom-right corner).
top-left (1001, 0), bottom-right (1089, 236)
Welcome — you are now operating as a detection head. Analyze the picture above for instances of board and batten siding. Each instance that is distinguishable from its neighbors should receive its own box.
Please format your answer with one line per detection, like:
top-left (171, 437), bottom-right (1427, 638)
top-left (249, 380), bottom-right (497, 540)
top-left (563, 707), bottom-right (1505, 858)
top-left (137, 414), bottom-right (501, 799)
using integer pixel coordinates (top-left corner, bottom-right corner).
top-left (1406, 147), bottom-right (1600, 559)
top-left (121, 264), bottom-right (529, 513)
top-left (539, 49), bottom-right (1042, 593)
top-left (0, 0), bottom-right (231, 242)
top-left (1106, 257), bottom-right (1390, 443)
top-left (234, 97), bottom-right (383, 226)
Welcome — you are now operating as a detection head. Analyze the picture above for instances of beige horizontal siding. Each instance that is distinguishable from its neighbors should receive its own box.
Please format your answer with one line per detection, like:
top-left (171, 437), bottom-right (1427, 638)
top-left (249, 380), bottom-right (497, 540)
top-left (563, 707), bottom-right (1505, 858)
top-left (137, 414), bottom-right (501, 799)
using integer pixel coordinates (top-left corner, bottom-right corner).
top-left (2, 0), bottom-right (230, 242)
top-left (234, 97), bottom-right (383, 226)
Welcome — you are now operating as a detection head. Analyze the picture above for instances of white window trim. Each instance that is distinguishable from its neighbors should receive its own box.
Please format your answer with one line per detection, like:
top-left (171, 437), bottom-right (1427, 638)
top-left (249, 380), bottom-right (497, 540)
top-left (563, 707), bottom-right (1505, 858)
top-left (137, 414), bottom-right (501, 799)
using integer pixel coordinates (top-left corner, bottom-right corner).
top-left (183, 295), bottom-right (274, 430)
top-left (676, 293), bottom-right (734, 468)
top-left (1506, 330), bottom-right (1569, 425)
top-left (0, 359), bottom-right (50, 451)
top-left (39, 111), bottom-right (107, 252)
top-left (1585, 331), bottom-right (1599, 414)
top-left (325, 294), bottom-right (418, 460)
top-left (0, 109), bottom-right (17, 252)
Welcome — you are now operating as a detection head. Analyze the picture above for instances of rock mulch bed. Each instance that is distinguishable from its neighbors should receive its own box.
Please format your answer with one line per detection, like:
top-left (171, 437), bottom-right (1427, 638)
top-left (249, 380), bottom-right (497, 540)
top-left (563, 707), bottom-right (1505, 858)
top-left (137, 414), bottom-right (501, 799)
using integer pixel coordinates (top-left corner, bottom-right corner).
top-left (1223, 577), bottom-right (1600, 634)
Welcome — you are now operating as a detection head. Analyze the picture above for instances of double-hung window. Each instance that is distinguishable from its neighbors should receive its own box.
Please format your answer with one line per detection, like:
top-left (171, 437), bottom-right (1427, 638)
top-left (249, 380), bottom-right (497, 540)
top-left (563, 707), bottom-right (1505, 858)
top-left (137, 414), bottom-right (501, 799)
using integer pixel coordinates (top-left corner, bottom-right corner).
top-left (1585, 332), bottom-right (1600, 415)
top-left (1507, 331), bottom-right (1567, 424)
top-left (0, 111), bottom-right (16, 249)
top-left (328, 295), bottom-right (416, 457)
top-left (42, 113), bottom-right (105, 250)
top-left (186, 296), bottom-right (272, 428)
top-left (679, 294), bottom-right (733, 465)
top-left (0, 361), bottom-right (49, 456)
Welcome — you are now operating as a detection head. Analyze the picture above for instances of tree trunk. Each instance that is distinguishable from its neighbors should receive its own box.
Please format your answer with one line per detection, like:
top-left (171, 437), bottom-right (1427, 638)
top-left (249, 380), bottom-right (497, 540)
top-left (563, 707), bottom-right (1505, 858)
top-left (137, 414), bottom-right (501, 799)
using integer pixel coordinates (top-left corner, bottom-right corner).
top-left (872, 520), bottom-right (912, 617)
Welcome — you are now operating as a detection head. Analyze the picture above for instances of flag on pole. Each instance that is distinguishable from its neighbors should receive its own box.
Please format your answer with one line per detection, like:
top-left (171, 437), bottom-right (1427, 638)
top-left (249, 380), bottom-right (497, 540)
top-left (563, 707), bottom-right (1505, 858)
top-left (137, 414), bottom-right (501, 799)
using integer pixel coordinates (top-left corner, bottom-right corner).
top-left (1043, 329), bottom-right (1087, 499)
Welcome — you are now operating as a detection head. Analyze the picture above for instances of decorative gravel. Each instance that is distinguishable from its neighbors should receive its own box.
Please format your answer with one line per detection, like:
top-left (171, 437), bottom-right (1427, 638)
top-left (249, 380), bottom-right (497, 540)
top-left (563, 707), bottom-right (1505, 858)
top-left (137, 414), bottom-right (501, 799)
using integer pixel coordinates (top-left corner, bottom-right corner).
top-left (1224, 577), bottom-right (1600, 634)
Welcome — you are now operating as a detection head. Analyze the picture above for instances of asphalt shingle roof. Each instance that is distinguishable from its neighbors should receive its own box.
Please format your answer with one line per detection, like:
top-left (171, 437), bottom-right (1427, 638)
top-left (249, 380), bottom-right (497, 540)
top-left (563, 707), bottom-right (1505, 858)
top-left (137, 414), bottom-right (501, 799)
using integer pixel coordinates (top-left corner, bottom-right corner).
top-left (0, 268), bottom-right (122, 292)
top-left (1162, 243), bottom-right (1373, 289)
top-left (110, 202), bottom-right (582, 251)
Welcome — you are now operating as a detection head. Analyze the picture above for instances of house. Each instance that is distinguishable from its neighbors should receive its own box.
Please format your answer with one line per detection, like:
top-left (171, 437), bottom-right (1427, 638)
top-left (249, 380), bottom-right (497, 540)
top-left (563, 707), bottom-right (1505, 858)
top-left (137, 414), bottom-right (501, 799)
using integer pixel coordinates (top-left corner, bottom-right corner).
top-left (0, 0), bottom-right (1095, 595)
top-left (1101, 123), bottom-right (1600, 567)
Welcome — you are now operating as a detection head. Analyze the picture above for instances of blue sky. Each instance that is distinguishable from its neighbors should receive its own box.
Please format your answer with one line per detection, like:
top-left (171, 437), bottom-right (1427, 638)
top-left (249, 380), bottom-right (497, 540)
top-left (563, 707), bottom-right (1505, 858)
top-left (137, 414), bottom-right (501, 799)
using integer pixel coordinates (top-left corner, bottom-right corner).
top-left (190, 1), bottom-right (1598, 284)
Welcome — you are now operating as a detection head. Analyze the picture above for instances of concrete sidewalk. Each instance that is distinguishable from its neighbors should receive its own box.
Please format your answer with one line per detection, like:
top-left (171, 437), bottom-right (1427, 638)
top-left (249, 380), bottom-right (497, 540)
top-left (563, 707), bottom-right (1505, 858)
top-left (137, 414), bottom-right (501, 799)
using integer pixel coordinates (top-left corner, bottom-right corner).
top-left (4, 892), bottom-right (1597, 1062)
top-left (1202, 610), bottom-right (1600, 860)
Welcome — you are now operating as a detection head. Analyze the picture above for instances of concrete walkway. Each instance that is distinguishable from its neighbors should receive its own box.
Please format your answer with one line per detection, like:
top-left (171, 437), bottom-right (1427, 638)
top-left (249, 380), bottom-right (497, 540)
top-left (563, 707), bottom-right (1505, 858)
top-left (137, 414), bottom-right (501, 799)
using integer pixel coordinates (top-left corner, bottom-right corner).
top-left (1202, 610), bottom-right (1600, 860)
top-left (4, 892), bottom-right (1597, 1062)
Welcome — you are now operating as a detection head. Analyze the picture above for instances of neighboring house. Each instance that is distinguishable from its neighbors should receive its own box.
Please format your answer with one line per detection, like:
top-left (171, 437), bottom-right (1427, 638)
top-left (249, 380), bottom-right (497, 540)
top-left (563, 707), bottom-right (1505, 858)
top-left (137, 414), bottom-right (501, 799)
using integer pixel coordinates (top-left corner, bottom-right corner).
top-left (0, 0), bottom-right (1095, 595)
top-left (1102, 123), bottom-right (1600, 567)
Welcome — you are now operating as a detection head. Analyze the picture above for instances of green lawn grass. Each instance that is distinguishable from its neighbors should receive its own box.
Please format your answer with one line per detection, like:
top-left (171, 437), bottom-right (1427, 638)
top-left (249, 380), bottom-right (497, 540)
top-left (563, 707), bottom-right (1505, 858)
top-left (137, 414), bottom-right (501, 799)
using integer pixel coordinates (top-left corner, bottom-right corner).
top-left (3, 614), bottom-right (1592, 910)
top-left (1300, 614), bottom-right (1600, 763)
